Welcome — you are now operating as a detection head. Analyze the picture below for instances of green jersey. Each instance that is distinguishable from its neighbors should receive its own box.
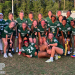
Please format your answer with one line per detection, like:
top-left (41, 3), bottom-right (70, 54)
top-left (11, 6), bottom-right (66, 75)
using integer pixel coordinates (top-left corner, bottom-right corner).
top-left (6, 19), bottom-right (16, 36)
top-left (18, 27), bottom-right (30, 38)
top-left (0, 20), bottom-right (7, 38)
top-left (6, 19), bottom-right (11, 25)
top-left (56, 16), bottom-right (59, 21)
top-left (4, 26), bottom-right (14, 38)
top-left (57, 21), bottom-right (62, 36)
top-left (47, 37), bottom-right (65, 53)
top-left (26, 18), bottom-right (34, 29)
top-left (59, 24), bottom-right (71, 38)
top-left (22, 43), bottom-right (36, 57)
top-left (31, 27), bottom-right (38, 38)
top-left (45, 17), bottom-right (52, 24)
top-left (37, 25), bottom-right (48, 37)
top-left (16, 18), bottom-right (27, 29)
top-left (71, 26), bottom-right (75, 35)
top-left (48, 21), bottom-right (58, 36)
top-left (67, 16), bottom-right (73, 21)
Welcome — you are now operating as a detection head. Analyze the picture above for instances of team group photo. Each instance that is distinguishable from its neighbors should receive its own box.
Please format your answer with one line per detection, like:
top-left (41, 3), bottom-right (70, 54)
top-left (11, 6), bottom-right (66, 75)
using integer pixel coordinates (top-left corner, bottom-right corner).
top-left (0, 0), bottom-right (75, 75)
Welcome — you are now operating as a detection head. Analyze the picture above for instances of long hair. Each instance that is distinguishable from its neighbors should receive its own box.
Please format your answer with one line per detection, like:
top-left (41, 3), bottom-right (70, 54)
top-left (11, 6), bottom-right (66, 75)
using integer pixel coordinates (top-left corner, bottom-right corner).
top-left (48, 32), bottom-right (54, 43)
top-left (41, 20), bottom-right (47, 34)
top-left (22, 22), bottom-right (29, 30)
top-left (31, 20), bottom-right (38, 33)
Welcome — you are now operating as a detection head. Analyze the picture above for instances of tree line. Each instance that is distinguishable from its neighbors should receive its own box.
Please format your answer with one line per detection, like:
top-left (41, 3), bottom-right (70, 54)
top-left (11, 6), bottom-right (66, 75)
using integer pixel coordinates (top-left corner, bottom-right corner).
top-left (0, 0), bottom-right (75, 19)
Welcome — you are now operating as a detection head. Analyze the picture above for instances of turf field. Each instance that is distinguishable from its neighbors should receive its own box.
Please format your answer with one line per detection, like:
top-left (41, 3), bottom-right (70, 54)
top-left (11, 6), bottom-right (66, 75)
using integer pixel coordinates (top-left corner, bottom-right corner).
top-left (0, 53), bottom-right (75, 75)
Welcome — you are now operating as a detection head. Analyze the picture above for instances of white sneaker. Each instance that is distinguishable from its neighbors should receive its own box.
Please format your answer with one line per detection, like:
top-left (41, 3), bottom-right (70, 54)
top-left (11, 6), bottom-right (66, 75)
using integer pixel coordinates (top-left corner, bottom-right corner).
top-left (8, 53), bottom-right (13, 57)
top-left (16, 48), bottom-right (18, 52)
top-left (45, 59), bottom-right (53, 62)
top-left (55, 55), bottom-right (58, 60)
top-left (3, 53), bottom-right (8, 58)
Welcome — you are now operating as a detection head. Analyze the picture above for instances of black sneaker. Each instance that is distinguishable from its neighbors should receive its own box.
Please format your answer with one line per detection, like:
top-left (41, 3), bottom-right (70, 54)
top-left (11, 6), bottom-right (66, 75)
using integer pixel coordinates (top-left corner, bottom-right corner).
top-left (67, 54), bottom-right (70, 56)
top-left (12, 50), bottom-right (15, 54)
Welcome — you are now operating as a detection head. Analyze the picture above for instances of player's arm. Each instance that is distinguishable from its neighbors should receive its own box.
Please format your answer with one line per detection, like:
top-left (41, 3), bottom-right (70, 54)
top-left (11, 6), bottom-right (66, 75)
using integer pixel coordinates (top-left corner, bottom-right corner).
top-left (22, 53), bottom-right (31, 58)
top-left (19, 33), bottom-right (22, 40)
top-left (48, 28), bottom-right (50, 33)
top-left (38, 32), bottom-right (41, 38)
top-left (48, 38), bottom-right (58, 47)
top-left (48, 43), bottom-right (58, 47)
top-left (61, 31), bottom-right (64, 39)
top-left (56, 28), bottom-right (59, 37)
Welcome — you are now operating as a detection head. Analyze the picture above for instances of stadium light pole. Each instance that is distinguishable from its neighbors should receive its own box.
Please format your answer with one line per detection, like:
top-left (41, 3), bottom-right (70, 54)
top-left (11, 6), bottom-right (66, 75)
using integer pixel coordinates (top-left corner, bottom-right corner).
top-left (74, 0), bottom-right (75, 8)
top-left (64, 0), bottom-right (65, 10)
top-left (12, 0), bottom-right (14, 19)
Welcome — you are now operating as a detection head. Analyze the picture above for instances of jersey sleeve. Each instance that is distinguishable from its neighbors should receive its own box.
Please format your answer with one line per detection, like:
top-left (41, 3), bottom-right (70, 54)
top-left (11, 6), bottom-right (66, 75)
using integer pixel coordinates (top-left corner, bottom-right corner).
top-left (37, 27), bottom-right (40, 32)
top-left (67, 26), bottom-right (71, 31)
top-left (53, 38), bottom-right (58, 43)
top-left (4, 27), bottom-right (8, 35)
top-left (57, 23), bottom-right (60, 28)
top-left (59, 26), bottom-right (62, 31)
top-left (18, 27), bottom-right (21, 33)
top-left (22, 47), bottom-right (26, 53)
top-left (5, 20), bottom-right (9, 26)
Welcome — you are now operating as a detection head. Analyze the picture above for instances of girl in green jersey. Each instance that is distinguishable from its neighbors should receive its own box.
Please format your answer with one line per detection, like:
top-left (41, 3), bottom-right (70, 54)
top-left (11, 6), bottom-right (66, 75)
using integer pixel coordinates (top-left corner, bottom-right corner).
top-left (70, 20), bottom-right (75, 57)
top-left (18, 22), bottom-right (32, 55)
top-left (38, 20), bottom-right (48, 45)
top-left (38, 13), bottom-right (43, 25)
top-left (59, 18), bottom-right (71, 55)
top-left (31, 20), bottom-right (38, 44)
top-left (58, 15), bottom-right (63, 44)
top-left (45, 32), bottom-right (64, 62)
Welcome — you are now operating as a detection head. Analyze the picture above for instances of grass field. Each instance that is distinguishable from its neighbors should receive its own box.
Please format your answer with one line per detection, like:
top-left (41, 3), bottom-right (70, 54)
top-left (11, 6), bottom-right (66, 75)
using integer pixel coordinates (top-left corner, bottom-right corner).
top-left (0, 53), bottom-right (75, 75)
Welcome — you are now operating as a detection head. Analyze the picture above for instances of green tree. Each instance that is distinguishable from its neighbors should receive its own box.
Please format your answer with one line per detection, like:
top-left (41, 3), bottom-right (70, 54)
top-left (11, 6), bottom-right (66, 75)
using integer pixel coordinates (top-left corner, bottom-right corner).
top-left (3, 1), bottom-right (11, 19)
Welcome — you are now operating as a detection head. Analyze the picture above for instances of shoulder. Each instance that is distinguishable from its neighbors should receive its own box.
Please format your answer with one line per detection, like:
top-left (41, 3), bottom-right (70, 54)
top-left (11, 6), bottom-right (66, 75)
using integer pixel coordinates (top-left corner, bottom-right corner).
top-left (16, 18), bottom-right (20, 21)
top-left (19, 27), bottom-right (22, 30)
top-left (23, 18), bottom-right (26, 21)
top-left (5, 26), bottom-right (8, 29)
top-left (53, 37), bottom-right (58, 42)
top-left (46, 17), bottom-right (49, 19)
top-left (26, 18), bottom-right (29, 21)
top-left (2, 20), bottom-right (6, 23)
top-left (70, 17), bottom-right (73, 19)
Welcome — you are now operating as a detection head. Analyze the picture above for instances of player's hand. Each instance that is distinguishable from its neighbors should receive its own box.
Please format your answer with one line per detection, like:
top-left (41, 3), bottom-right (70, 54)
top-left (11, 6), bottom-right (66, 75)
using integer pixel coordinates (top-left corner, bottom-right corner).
top-left (35, 32), bottom-right (37, 35)
top-left (35, 52), bottom-right (37, 56)
top-left (48, 44), bottom-right (50, 47)
top-left (26, 55), bottom-right (31, 58)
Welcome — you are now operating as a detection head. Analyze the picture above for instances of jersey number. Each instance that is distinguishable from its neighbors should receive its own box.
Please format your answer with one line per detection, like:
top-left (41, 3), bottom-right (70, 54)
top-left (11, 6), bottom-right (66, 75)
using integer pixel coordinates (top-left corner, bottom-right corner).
top-left (27, 49), bottom-right (32, 53)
